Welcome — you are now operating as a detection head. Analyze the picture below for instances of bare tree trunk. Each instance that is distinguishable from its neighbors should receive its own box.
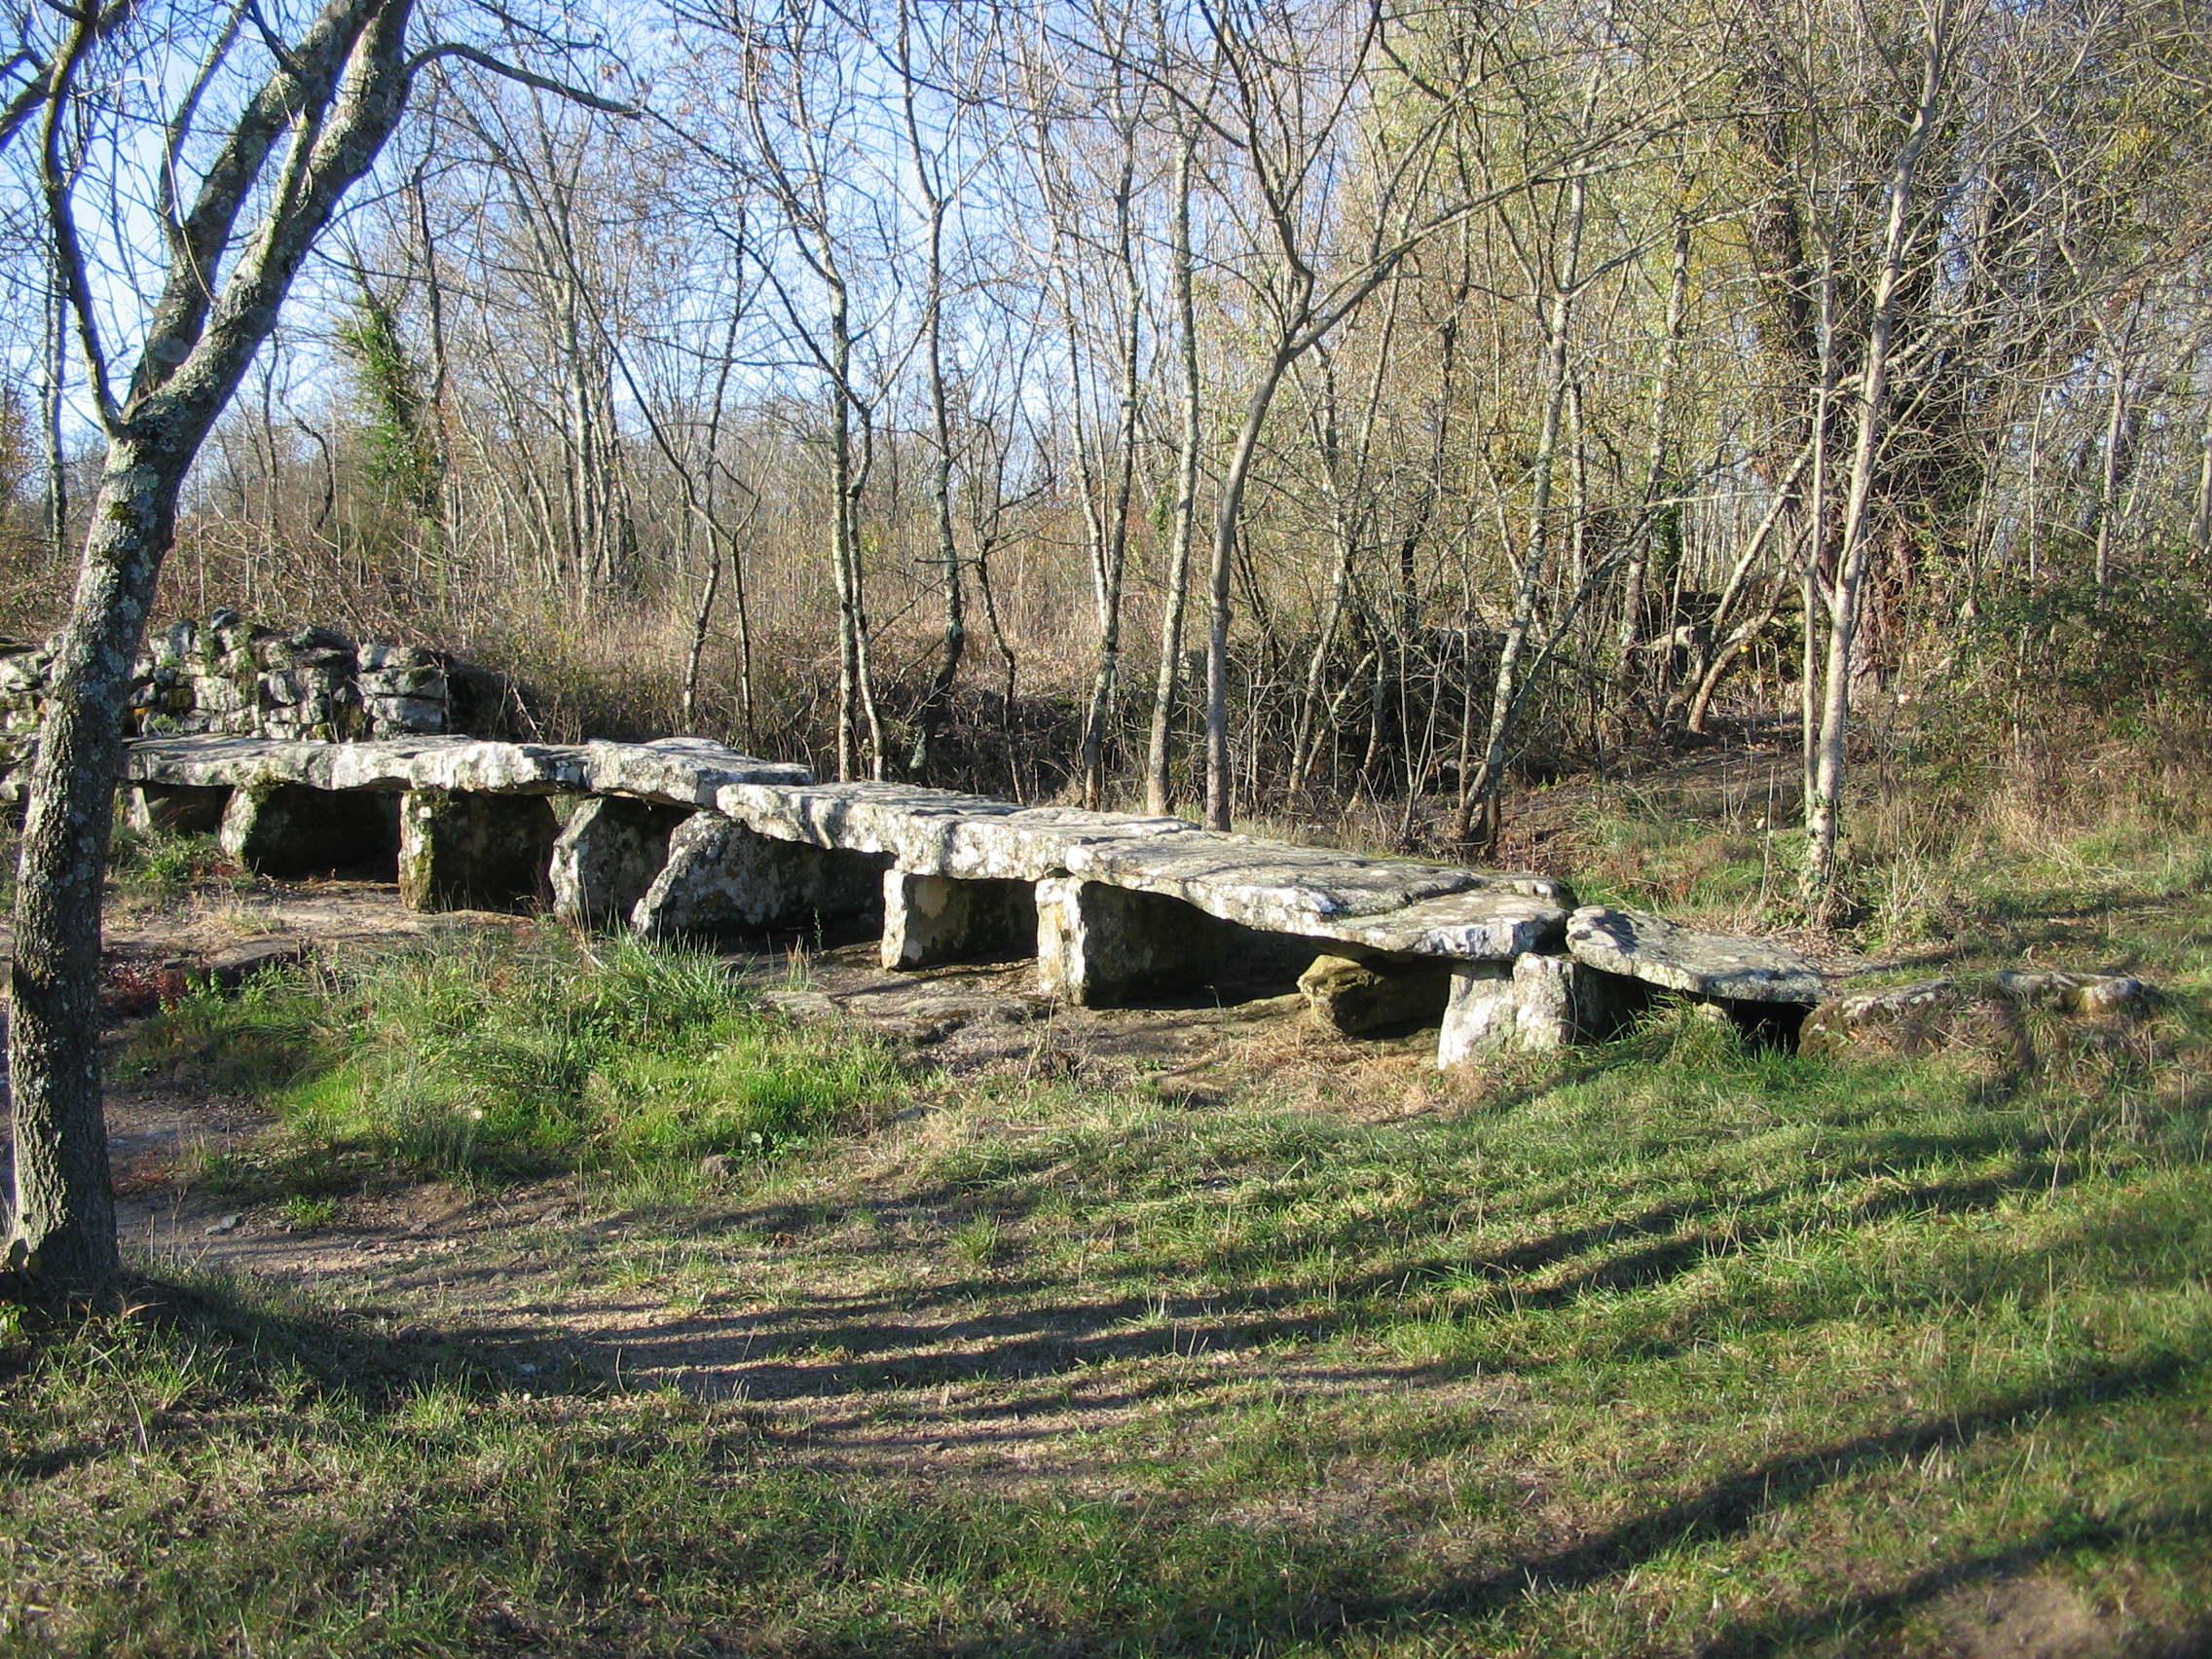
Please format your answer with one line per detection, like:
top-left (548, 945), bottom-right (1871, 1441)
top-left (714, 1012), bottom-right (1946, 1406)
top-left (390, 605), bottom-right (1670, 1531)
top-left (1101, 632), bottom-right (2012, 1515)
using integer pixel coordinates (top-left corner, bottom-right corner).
top-left (39, 259), bottom-right (67, 570)
top-left (1079, 149), bottom-right (1142, 811)
top-left (11, 0), bottom-right (429, 1289)
top-left (828, 269), bottom-right (867, 780)
top-left (2194, 362), bottom-right (2212, 548)
top-left (2088, 318), bottom-right (2145, 589)
top-left (1614, 208), bottom-right (1691, 728)
top-left (908, 256), bottom-right (965, 780)
top-left (1145, 134), bottom-right (1200, 817)
top-left (1683, 442), bottom-right (1813, 732)
top-left (901, 6), bottom-right (966, 782)
top-left (1205, 350), bottom-right (1296, 831)
top-left (681, 535), bottom-right (723, 734)
top-left (1289, 278), bottom-right (1399, 795)
top-left (1804, 18), bottom-right (1944, 924)
top-left (1455, 163), bottom-right (1590, 850)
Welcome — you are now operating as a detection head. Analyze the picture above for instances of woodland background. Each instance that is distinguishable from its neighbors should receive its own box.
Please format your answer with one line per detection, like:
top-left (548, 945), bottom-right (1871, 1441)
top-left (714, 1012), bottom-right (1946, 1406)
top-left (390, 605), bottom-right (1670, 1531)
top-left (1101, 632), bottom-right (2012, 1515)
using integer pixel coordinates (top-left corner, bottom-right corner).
top-left (4, 0), bottom-right (2207, 883)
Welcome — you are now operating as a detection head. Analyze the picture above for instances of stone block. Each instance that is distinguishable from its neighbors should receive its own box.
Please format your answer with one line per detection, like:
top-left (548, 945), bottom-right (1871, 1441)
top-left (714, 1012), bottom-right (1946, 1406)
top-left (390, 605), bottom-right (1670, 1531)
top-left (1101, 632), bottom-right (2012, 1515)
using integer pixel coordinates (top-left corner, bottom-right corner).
top-left (1435, 953), bottom-right (1647, 1066)
top-left (882, 872), bottom-right (1037, 970)
top-left (364, 694), bottom-right (448, 734)
top-left (126, 783), bottom-right (230, 834)
top-left (1507, 953), bottom-right (1646, 1050)
top-left (1298, 949), bottom-right (1452, 1035)
top-left (259, 669), bottom-right (307, 707)
top-left (550, 794), bottom-right (692, 929)
top-left (221, 782), bottom-right (400, 878)
top-left (1035, 877), bottom-right (1225, 1006)
top-left (1992, 969), bottom-right (2154, 1021)
top-left (192, 676), bottom-right (243, 714)
top-left (398, 789), bottom-right (562, 912)
top-left (1566, 905), bottom-right (1821, 1005)
top-left (358, 663), bottom-right (447, 699)
top-left (631, 811), bottom-right (889, 940)
top-left (1436, 963), bottom-right (1517, 1066)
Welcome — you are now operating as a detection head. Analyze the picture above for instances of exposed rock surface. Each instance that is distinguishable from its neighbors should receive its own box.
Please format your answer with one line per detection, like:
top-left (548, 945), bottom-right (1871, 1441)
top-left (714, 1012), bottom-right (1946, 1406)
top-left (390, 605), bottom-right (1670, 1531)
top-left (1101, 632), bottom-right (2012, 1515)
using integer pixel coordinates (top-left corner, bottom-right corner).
top-left (1799, 971), bottom-right (2156, 1062)
top-left (1298, 951), bottom-right (1453, 1035)
top-left (586, 739), bottom-right (811, 808)
top-left (1566, 905), bottom-right (1823, 1004)
top-left (551, 796), bottom-right (693, 930)
top-left (201, 938), bottom-right (313, 989)
top-left (1302, 885), bottom-right (1569, 961)
top-left (399, 791), bottom-right (562, 912)
top-left (1035, 877), bottom-right (1317, 1006)
top-left (0, 611), bottom-right (527, 801)
top-left (1990, 970), bottom-right (2153, 1019)
top-left (710, 779), bottom-right (1570, 958)
top-left (115, 731), bottom-right (1824, 1060)
top-left (714, 780), bottom-right (1178, 881)
top-left (1063, 831), bottom-right (1571, 956)
top-left (1435, 953), bottom-right (1648, 1062)
top-left (632, 813), bottom-right (889, 940)
top-left (129, 734), bottom-right (808, 797)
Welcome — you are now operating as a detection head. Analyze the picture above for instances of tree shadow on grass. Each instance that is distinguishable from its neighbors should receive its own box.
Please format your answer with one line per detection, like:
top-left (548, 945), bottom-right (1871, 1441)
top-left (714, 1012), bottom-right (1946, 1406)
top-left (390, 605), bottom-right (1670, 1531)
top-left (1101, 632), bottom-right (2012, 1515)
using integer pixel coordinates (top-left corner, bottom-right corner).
top-left (1696, 1513), bottom-right (2212, 1657)
top-left (488, 1121), bottom-right (2106, 1405)
top-left (133, 1261), bottom-right (595, 1408)
top-left (9, 1261), bottom-right (2203, 1657)
top-left (1014, 1348), bottom-right (2209, 1659)
top-left (0, 1263), bottom-right (593, 1494)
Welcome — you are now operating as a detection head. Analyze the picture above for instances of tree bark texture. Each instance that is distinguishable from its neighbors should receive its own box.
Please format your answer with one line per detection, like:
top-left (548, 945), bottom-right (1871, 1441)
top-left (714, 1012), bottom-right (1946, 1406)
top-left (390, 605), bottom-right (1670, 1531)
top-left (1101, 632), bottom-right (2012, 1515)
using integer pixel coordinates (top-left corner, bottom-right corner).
top-left (11, 0), bottom-right (419, 1287)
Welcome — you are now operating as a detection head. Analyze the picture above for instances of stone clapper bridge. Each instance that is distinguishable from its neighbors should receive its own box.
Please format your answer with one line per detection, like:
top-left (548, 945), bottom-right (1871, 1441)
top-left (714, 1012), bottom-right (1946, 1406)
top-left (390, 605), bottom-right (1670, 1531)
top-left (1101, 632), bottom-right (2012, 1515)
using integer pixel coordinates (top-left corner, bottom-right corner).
top-left (124, 734), bottom-right (1825, 1063)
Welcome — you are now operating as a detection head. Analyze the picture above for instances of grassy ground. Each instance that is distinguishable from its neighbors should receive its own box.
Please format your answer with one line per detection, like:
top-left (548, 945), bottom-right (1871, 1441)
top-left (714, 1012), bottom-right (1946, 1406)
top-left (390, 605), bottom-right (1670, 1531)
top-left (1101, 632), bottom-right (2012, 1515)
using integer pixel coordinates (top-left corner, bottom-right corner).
top-left (4, 737), bottom-right (2211, 1657)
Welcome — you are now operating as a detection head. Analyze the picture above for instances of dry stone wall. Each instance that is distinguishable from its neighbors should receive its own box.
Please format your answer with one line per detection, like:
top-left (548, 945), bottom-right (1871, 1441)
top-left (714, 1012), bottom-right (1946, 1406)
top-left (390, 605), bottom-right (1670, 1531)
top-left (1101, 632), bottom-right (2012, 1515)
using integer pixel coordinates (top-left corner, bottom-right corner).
top-left (0, 609), bottom-right (521, 798)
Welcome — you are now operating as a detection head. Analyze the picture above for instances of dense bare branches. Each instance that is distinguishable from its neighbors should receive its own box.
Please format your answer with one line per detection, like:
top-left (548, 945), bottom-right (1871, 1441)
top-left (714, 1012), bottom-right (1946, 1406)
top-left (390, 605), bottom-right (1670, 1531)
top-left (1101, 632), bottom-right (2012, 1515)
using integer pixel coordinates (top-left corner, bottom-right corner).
top-left (4, 0), bottom-right (2206, 926)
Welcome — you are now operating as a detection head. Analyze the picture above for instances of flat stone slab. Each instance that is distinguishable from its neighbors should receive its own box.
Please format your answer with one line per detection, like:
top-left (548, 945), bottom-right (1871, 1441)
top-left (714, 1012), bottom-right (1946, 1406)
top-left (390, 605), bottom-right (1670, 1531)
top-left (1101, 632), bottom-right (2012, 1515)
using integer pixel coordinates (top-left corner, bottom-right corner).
top-left (129, 738), bottom-right (1828, 998)
top-left (1062, 831), bottom-right (1570, 947)
top-left (584, 739), bottom-right (810, 805)
top-left (127, 735), bottom-right (807, 798)
top-left (713, 781), bottom-right (1196, 882)
top-left (129, 735), bottom-right (442, 791)
top-left (1304, 886), bottom-right (1569, 960)
top-left (1565, 905), bottom-right (1822, 1004)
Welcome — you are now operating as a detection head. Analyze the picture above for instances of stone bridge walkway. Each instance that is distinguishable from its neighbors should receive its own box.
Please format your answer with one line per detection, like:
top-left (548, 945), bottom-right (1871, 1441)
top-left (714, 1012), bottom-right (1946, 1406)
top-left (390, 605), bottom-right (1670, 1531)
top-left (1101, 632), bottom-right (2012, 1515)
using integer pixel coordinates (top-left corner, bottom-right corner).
top-left (124, 735), bottom-right (1823, 1065)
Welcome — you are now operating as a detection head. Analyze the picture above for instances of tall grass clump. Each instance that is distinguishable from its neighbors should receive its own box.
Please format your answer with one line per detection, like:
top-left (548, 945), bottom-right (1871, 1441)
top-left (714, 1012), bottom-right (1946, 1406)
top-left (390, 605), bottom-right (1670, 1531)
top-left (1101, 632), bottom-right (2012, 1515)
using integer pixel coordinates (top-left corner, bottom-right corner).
top-left (129, 927), bottom-right (904, 1180)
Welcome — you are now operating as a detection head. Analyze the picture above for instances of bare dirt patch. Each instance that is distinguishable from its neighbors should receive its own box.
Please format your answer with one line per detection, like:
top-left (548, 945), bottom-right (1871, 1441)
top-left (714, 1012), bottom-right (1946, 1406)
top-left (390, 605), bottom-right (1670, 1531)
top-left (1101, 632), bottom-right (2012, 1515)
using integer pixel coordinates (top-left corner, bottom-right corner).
top-left (1936, 1573), bottom-right (2134, 1659)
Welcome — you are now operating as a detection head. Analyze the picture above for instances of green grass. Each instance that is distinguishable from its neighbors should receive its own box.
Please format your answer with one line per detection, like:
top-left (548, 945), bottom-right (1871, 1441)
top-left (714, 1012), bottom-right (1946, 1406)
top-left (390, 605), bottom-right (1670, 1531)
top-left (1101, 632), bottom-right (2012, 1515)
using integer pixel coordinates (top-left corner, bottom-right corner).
top-left (1560, 725), bottom-right (2212, 979)
top-left (9, 933), bottom-right (2210, 1653)
top-left (125, 928), bottom-right (906, 1183)
top-left (12, 750), bottom-right (2212, 1656)
top-left (106, 827), bottom-right (240, 908)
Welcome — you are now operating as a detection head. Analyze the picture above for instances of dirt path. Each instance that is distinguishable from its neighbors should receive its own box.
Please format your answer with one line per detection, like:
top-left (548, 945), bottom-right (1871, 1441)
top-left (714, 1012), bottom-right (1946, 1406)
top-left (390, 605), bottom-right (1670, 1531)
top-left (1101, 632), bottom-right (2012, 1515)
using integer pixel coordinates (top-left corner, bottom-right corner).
top-left (6, 873), bottom-right (1458, 1478)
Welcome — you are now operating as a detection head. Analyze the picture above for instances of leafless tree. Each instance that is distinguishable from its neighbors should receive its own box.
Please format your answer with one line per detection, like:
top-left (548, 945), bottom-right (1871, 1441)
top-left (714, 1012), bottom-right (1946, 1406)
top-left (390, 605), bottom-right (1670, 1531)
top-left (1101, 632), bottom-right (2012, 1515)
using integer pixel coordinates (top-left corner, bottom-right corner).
top-left (1, 0), bottom-right (628, 1289)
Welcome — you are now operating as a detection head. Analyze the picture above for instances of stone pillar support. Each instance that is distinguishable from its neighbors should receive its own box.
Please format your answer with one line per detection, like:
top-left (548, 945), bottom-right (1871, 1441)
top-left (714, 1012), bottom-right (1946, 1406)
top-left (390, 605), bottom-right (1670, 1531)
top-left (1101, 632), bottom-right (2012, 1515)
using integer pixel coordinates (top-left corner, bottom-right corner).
top-left (550, 795), bottom-right (692, 930)
top-left (1436, 953), bottom-right (1647, 1067)
top-left (881, 872), bottom-right (1037, 970)
top-left (398, 789), bottom-right (561, 912)
top-left (630, 811), bottom-right (888, 941)
top-left (1035, 876), bottom-right (1231, 1006)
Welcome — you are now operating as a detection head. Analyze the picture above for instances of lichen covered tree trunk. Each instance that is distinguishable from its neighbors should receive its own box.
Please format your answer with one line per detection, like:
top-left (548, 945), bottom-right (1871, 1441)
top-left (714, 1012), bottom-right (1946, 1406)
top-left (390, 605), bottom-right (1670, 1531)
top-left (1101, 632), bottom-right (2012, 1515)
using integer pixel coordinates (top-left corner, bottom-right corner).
top-left (9, 0), bottom-right (436, 1287)
top-left (7, 443), bottom-right (185, 1286)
